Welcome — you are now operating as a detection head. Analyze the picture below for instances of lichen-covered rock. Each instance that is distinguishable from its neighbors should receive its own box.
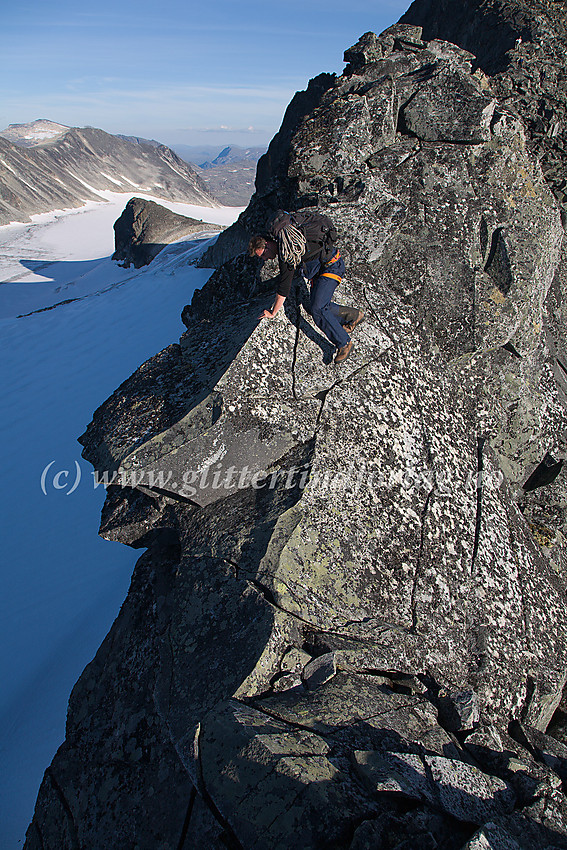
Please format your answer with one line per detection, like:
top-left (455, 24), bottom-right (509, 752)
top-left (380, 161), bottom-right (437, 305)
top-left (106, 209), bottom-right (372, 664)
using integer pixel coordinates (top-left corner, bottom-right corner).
top-left (400, 0), bottom-right (567, 221)
top-left (402, 66), bottom-right (496, 142)
top-left (26, 18), bottom-right (567, 850)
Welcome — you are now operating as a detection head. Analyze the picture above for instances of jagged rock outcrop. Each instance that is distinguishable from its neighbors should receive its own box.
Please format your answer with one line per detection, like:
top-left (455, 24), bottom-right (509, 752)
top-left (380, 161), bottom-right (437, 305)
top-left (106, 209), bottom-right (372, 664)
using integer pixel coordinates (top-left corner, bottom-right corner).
top-left (399, 0), bottom-right (567, 221)
top-left (0, 125), bottom-right (217, 225)
top-left (25, 21), bottom-right (567, 850)
top-left (112, 197), bottom-right (224, 268)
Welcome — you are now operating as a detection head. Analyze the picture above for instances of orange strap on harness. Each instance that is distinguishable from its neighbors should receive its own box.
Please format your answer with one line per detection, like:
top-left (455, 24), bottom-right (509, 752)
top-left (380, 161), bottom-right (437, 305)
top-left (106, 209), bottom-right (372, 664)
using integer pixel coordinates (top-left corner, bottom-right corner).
top-left (308, 249), bottom-right (342, 286)
top-left (325, 249), bottom-right (341, 266)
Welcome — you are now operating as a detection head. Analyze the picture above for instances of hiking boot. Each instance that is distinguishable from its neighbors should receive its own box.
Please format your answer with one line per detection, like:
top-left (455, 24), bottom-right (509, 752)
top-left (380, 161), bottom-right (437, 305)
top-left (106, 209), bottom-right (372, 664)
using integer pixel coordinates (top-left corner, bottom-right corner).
top-left (335, 340), bottom-right (353, 363)
top-left (343, 309), bottom-right (364, 333)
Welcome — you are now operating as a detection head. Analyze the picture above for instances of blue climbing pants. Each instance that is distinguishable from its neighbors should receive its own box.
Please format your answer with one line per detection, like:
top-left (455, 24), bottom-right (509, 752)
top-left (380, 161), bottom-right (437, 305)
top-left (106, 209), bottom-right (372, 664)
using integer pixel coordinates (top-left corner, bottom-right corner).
top-left (303, 251), bottom-right (349, 349)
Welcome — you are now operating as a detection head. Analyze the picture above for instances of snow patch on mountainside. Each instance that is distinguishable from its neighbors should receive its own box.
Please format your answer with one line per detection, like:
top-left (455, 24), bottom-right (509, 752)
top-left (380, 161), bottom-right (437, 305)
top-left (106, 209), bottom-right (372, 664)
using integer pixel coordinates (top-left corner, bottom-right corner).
top-left (0, 191), bottom-right (240, 319)
top-left (0, 120), bottom-right (70, 147)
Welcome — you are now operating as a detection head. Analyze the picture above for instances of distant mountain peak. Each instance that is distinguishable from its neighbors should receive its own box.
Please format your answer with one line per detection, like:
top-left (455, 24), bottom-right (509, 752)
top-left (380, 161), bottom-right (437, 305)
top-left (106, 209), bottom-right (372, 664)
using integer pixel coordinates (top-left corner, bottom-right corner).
top-left (0, 119), bottom-right (70, 147)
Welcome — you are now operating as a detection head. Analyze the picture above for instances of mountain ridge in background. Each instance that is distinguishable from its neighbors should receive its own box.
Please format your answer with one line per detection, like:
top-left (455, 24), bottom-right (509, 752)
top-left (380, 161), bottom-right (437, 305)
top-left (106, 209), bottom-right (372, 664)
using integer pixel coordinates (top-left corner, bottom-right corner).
top-left (0, 121), bottom-right (219, 224)
top-left (0, 119), bottom-right (70, 147)
top-left (175, 143), bottom-right (266, 206)
top-left (198, 144), bottom-right (265, 169)
top-left (192, 146), bottom-right (264, 206)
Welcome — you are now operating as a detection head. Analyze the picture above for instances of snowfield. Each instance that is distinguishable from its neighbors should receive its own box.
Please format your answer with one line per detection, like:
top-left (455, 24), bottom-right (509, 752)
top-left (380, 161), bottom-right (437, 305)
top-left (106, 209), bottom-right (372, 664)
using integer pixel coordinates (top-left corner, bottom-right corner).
top-left (0, 194), bottom-right (243, 847)
top-left (0, 190), bottom-right (239, 319)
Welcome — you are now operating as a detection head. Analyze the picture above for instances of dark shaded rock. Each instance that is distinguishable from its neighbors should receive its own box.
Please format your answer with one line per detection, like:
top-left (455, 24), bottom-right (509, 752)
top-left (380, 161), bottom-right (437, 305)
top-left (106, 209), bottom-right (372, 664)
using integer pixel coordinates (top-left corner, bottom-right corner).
top-left (112, 197), bottom-right (222, 268)
top-left (523, 452), bottom-right (564, 492)
top-left (98, 485), bottom-right (179, 549)
top-left (464, 723), bottom-right (562, 804)
top-left (351, 808), bottom-right (472, 849)
top-left (301, 651), bottom-right (338, 689)
top-left (353, 749), bottom-right (515, 824)
top-left (198, 700), bottom-right (373, 849)
top-left (437, 689), bottom-right (480, 732)
top-left (512, 722), bottom-right (567, 784)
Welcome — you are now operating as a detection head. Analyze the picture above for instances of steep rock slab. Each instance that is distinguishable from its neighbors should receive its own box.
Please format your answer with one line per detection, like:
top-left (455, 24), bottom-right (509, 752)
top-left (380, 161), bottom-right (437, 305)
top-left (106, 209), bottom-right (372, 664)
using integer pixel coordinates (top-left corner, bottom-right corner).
top-left (118, 294), bottom-right (322, 507)
top-left (112, 197), bottom-right (222, 268)
top-left (251, 341), bottom-right (567, 726)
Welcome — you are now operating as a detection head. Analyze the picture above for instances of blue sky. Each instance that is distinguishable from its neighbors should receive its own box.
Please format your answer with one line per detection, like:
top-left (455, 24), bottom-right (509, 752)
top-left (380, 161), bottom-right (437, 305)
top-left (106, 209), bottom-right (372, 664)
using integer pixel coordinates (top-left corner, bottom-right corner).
top-left (1, 0), bottom-right (410, 149)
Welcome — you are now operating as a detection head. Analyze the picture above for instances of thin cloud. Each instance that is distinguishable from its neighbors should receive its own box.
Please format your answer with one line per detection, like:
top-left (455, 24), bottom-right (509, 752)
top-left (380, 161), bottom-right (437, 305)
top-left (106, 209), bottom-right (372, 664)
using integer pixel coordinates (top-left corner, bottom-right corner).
top-left (178, 125), bottom-right (262, 134)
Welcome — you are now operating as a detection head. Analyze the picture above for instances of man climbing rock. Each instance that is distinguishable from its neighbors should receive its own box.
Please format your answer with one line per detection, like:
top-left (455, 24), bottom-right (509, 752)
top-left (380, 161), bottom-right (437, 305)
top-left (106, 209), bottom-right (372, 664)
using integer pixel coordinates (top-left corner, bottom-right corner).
top-left (249, 210), bottom-right (364, 363)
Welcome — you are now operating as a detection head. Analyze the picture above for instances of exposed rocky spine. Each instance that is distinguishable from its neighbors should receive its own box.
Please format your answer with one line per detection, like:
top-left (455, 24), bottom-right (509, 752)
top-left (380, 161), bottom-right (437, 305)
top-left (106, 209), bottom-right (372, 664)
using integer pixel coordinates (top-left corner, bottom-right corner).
top-left (112, 197), bottom-right (224, 268)
top-left (25, 20), bottom-right (567, 850)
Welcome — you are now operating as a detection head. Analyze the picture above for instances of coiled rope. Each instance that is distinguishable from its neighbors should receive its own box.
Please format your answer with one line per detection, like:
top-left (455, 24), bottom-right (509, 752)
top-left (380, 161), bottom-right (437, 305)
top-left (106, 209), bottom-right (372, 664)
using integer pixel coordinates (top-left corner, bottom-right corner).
top-left (278, 223), bottom-right (307, 267)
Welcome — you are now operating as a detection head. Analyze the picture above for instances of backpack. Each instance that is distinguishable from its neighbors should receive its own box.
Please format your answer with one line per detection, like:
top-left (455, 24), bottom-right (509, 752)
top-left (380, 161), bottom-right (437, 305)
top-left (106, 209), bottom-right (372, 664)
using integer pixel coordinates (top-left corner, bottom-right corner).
top-left (268, 209), bottom-right (339, 266)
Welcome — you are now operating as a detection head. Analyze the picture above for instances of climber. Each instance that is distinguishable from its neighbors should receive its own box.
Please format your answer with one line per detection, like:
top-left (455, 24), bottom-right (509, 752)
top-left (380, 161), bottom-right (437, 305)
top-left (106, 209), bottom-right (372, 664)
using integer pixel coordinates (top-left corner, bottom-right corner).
top-left (249, 210), bottom-right (364, 363)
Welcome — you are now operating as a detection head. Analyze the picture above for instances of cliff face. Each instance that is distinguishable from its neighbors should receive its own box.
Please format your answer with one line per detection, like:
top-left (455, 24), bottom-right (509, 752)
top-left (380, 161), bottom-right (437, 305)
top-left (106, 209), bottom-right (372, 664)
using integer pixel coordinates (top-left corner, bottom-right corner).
top-left (25, 21), bottom-right (567, 850)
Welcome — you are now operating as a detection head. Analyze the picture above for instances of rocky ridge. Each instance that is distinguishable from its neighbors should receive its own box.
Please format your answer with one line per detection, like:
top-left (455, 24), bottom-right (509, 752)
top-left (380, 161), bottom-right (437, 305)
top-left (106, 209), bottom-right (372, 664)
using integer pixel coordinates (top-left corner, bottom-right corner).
top-left (25, 21), bottom-right (567, 850)
top-left (112, 197), bottom-right (224, 268)
top-left (0, 125), bottom-right (217, 225)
